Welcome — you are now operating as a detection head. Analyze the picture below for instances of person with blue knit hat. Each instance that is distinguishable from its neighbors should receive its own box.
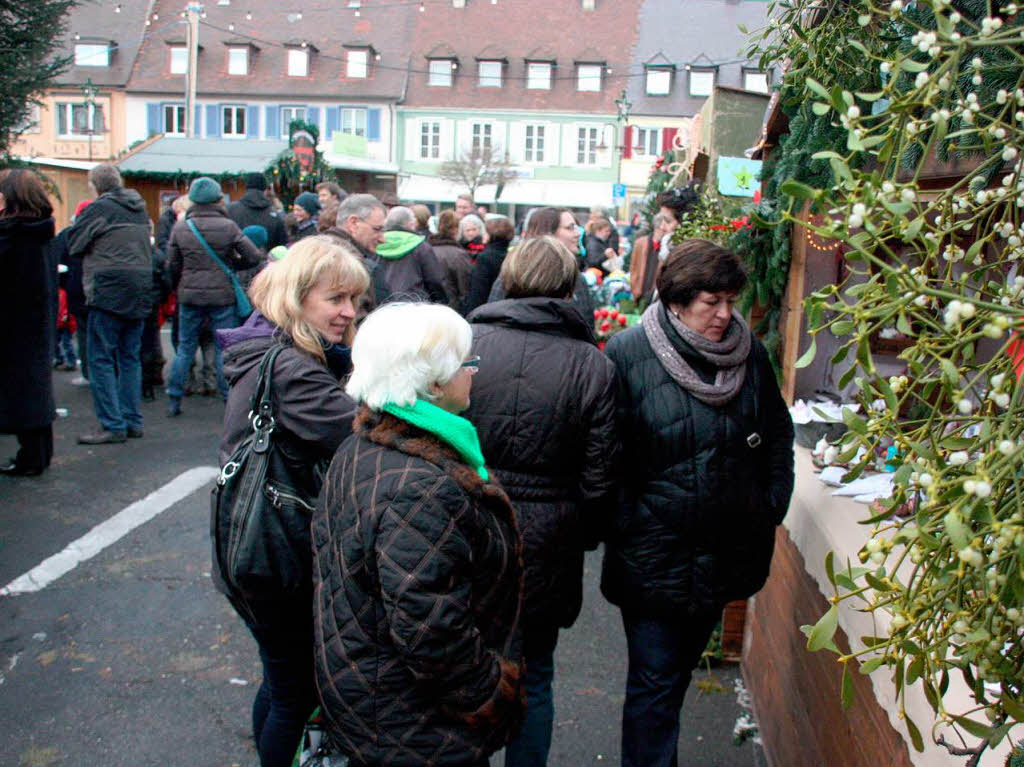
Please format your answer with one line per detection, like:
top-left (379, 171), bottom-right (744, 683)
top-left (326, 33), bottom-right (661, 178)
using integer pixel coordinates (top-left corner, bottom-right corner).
top-left (289, 192), bottom-right (320, 245)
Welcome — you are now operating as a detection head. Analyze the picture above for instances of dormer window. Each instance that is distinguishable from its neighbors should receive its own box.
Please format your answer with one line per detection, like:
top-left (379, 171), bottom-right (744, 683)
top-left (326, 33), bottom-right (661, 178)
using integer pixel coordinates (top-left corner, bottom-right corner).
top-left (743, 68), bottom-right (769, 94)
top-left (527, 62), bottom-right (552, 90)
top-left (228, 47), bottom-right (248, 75)
top-left (75, 43), bottom-right (109, 67)
top-left (478, 60), bottom-right (502, 88)
top-left (287, 48), bottom-right (309, 77)
top-left (347, 48), bottom-right (368, 78)
top-left (645, 66), bottom-right (672, 95)
top-left (689, 68), bottom-right (715, 97)
top-left (428, 59), bottom-right (454, 87)
top-left (170, 45), bottom-right (188, 74)
top-left (577, 64), bottom-right (602, 92)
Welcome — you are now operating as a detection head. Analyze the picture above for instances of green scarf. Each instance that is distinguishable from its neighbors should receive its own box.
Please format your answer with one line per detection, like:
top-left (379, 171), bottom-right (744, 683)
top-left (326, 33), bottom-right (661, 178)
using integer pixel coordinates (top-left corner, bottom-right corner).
top-left (382, 399), bottom-right (489, 481)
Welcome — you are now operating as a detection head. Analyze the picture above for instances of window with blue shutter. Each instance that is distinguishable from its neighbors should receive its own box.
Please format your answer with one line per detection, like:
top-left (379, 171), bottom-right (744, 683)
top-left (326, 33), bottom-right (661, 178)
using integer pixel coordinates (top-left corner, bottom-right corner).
top-left (146, 103), bottom-right (161, 136)
top-left (205, 104), bottom-right (220, 137)
top-left (307, 106), bottom-right (320, 133)
top-left (367, 107), bottom-right (381, 141)
top-left (246, 105), bottom-right (259, 138)
top-left (326, 107), bottom-right (340, 139)
top-left (194, 105), bottom-right (202, 135)
top-left (265, 106), bottom-right (279, 139)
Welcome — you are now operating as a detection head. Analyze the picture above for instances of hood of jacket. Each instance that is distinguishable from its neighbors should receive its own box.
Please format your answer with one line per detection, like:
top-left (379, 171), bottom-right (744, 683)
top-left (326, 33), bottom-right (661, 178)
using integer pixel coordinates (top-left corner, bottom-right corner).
top-left (238, 189), bottom-right (271, 211)
top-left (0, 215), bottom-right (56, 246)
top-left (102, 186), bottom-right (147, 214)
top-left (469, 296), bottom-right (595, 344)
top-left (217, 313), bottom-right (279, 382)
top-left (376, 229), bottom-right (424, 260)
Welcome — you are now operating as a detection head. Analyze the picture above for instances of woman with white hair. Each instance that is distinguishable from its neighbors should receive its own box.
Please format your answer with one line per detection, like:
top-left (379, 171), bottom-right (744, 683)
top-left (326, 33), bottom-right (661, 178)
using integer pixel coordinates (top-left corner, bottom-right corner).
top-left (458, 212), bottom-right (487, 261)
top-left (214, 236), bottom-right (369, 767)
top-left (312, 302), bottom-right (525, 767)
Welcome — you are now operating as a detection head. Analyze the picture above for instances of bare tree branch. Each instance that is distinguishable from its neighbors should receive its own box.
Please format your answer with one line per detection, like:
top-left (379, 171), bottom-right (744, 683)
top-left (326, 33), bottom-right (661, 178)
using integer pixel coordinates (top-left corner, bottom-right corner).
top-left (438, 144), bottom-right (516, 200)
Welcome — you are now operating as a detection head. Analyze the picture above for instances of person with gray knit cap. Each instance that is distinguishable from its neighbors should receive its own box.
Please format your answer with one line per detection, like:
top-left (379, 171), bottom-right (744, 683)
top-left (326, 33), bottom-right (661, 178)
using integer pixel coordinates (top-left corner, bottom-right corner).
top-left (288, 192), bottom-right (320, 245)
top-left (601, 238), bottom-right (794, 767)
top-left (165, 176), bottom-right (262, 416)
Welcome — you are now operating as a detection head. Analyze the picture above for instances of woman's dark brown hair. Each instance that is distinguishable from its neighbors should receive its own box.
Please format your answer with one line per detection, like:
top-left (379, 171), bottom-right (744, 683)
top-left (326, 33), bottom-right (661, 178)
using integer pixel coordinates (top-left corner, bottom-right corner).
top-left (657, 239), bottom-right (747, 308)
top-left (485, 215), bottom-right (514, 243)
top-left (656, 183), bottom-right (700, 220)
top-left (436, 209), bottom-right (459, 240)
top-left (523, 206), bottom-right (566, 239)
top-left (0, 169), bottom-right (54, 220)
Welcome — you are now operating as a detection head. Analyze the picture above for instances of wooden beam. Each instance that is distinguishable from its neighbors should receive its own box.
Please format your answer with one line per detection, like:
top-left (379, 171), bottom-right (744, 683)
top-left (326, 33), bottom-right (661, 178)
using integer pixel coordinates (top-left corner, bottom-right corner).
top-left (780, 202), bottom-right (810, 404)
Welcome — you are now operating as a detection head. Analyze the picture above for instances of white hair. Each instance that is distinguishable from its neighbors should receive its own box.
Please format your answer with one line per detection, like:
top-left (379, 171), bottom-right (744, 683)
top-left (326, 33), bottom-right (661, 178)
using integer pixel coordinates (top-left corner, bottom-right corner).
top-left (346, 302), bottom-right (472, 409)
top-left (459, 213), bottom-right (484, 240)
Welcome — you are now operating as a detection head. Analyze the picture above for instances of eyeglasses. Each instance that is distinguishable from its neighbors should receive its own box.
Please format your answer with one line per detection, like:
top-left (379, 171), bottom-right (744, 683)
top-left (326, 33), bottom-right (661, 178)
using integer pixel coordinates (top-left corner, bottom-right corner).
top-left (360, 219), bottom-right (385, 233)
top-left (460, 355), bottom-right (480, 371)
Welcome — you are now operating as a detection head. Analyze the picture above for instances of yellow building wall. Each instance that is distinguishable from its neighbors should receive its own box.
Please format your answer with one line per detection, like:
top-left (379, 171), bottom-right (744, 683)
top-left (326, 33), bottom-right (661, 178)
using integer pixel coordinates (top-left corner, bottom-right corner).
top-left (13, 89), bottom-right (128, 162)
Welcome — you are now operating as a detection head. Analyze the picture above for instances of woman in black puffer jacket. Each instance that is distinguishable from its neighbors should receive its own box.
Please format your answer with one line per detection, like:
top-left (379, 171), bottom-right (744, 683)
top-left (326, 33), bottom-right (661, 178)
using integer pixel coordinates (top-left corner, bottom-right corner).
top-left (603, 239), bottom-right (794, 767)
top-left (464, 236), bottom-right (617, 767)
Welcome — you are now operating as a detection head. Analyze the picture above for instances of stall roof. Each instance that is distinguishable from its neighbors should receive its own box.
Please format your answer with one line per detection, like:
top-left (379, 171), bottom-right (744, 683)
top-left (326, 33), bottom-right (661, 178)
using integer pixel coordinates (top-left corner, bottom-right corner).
top-left (118, 137), bottom-right (288, 176)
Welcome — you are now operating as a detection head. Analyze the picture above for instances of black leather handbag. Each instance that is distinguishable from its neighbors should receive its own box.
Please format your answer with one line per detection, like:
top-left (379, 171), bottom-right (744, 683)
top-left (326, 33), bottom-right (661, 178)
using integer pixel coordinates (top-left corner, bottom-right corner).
top-left (210, 345), bottom-right (315, 602)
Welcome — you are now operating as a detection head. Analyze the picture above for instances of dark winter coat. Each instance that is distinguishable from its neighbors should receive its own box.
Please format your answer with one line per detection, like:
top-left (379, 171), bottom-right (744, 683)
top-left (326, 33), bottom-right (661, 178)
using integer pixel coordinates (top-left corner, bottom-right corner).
top-left (166, 204), bottom-right (263, 307)
top-left (429, 235), bottom-right (472, 313)
top-left (58, 226), bottom-right (87, 318)
top-left (313, 408), bottom-right (525, 766)
top-left (227, 189), bottom-right (287, 249)
top-left (463, 238), bottom-right (508, 316)
top-left (465, 298), bottom-right (617, 632)
top-left (155, 206), bottom-right (177, 255)
top-left (0, 216), bottom-right (56, 433)
top-left (583, 232), bottom-right (612, 273)
top-left (488, 267), bottom-right (595, 322)
top-left (288, 218), bottom-right (319, 245)
top-left (601, 306), bottom-right (795, 617)
top-left (67, 186), bottom-right (153, 320)
top-left (375, 231), bottom-right (448, 304)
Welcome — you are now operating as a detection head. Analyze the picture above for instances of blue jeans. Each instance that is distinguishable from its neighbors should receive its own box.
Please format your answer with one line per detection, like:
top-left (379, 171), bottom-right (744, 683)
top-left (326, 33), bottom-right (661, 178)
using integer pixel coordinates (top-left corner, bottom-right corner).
top-left (55, 328), bottom-right (77, 366)
top-left (167, 303), bottom-right (238, 400)
top-left (87, 309), bottom-right (144, 433)
top-left (620, 610), bottom-right (721, 767)
top-left (505, 626), bottom-right (558, 767)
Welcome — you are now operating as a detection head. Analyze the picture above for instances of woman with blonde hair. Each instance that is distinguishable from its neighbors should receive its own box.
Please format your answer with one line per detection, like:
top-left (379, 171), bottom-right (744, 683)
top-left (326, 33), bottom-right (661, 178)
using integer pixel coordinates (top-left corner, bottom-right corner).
top-left (313, 302), bottom-right (525, 767)
top-left (214, 235), bottom-right (369, 767)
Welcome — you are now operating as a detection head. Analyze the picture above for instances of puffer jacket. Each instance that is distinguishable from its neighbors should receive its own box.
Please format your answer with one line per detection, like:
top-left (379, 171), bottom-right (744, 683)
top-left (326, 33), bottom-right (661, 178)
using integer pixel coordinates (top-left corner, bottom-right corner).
top-left (167, 204), bottom-right (263, 306)
top-left (601, 305), bottom-right (794, 617)
top-left (227, 189), bottom-right (287, 249)
top-left (313, 408), bottom-right (525, 766)
top-left (464, 297), bottom-right (617, 632)
top-left (67, 186), bottom-right (153, 319)
top-left (488, 268), bottom-right (595, 322)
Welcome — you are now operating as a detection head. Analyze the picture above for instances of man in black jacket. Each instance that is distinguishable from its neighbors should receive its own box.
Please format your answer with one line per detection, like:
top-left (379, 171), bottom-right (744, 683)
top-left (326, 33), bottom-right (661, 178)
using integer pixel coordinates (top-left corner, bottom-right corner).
top-left (227, 173), bottom-right (287, 249)
top-left (68, 164), bottom-right (153, 444)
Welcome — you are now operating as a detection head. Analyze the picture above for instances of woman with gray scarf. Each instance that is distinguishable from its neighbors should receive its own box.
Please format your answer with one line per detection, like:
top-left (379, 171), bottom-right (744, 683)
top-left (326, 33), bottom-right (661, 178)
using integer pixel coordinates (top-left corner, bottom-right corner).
top-left (601, 239), bottom-right (794, 767)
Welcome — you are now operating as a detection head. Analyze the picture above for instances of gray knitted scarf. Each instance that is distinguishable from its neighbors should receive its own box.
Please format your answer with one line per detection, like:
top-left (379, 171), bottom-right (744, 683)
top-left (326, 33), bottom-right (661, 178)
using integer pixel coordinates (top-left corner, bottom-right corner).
top-left (641, 302), bottom-right (752, 406)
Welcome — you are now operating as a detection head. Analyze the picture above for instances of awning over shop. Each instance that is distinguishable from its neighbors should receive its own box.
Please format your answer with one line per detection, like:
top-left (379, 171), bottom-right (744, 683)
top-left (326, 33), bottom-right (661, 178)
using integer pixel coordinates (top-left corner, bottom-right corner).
top-left (117, 137), bottom-right (288, 176)
top-left (322, 152), bottom-right (398, 174)
top-left (398, 174), bottom-right (614, 209)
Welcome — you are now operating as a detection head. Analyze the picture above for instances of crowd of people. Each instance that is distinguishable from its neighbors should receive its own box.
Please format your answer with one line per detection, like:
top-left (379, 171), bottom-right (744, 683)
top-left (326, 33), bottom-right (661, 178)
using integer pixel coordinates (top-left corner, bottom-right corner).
top-left (0, 164), bottom-right (795, 767)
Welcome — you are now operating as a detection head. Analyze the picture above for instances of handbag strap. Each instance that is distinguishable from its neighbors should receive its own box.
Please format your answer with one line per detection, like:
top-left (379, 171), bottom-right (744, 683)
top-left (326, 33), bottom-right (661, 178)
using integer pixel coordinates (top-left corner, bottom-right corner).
top-left (186, 218), bottom-right (244, 292)
top-left (250, 344), bottom-right (285, 454)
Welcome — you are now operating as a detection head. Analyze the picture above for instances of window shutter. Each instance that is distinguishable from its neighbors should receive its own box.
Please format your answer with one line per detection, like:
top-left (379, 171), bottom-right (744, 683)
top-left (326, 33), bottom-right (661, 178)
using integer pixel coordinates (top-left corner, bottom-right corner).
top-left (146, 103), bottom-right (161, 136)
top-left (246, 106), bottom-right (259, 138)
top-left (205, 104), bottom-right (220, 137)
top-left (622, 126), bottom-right (633, 159)
top-left (662, 127), bottom-right (678, 153)
top-left (193, 105), bottom-right (202, 135)
top-left (265, 106), bottom-right (279, 139)
top-left (404, 118), bottom-right (420, 161)
top-left (307, 106), bottom-right (320, 134)
top-left (326, 107), bottom-right (340, 139)
top-left (440, 119), bottom-right (455, 161)
top-left (507, 122), bottom-right (524, 164)
top-left (367, 108), bottom-right (381, 141)
top-left (561, 124), bottom-right (577, 166)
top-left (544, 123), bottom-right (560, 166)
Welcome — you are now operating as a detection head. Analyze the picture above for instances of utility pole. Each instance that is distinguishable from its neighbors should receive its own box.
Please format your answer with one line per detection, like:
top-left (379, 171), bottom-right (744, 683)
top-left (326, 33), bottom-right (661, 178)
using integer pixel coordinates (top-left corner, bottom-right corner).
top-left (184, 3), bottom-right (202, 137)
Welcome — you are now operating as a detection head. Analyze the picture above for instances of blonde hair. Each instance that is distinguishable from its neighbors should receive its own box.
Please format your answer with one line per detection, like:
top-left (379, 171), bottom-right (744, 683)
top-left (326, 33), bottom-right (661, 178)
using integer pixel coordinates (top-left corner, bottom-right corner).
top-left (248, 236), bottom-right (370, 359)
top-left (346, 302), bottom-right (472, 409)
top-left (500, 235), bottom-right (577, 299)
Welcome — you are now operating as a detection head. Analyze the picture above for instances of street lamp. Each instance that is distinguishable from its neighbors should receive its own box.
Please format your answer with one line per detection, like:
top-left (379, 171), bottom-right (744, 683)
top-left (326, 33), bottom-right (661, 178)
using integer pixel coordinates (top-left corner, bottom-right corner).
top-left (82, 77), bottom-right (97, 162)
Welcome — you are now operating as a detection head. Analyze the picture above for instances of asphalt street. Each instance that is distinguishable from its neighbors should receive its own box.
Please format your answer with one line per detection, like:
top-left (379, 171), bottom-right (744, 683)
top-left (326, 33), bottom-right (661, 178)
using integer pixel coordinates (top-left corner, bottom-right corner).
top-left (0, 350), bottom-right (764, 767)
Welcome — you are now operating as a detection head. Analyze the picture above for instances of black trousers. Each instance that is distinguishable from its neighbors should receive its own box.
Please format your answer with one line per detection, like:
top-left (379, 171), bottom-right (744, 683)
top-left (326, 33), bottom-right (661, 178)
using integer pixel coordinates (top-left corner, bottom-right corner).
top-left (11, 425), bottom-right (54, 471)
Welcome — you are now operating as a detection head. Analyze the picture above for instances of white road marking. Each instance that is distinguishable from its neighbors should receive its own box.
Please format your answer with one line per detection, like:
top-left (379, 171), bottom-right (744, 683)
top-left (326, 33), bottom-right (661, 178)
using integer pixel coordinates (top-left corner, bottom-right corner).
top-left (0, 467), bottom-right (219, 597)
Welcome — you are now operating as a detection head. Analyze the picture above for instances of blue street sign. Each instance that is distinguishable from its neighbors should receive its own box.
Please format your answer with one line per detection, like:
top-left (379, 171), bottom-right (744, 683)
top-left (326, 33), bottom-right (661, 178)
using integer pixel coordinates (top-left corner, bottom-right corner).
top-left (612, 183), bottom-right (627, 201)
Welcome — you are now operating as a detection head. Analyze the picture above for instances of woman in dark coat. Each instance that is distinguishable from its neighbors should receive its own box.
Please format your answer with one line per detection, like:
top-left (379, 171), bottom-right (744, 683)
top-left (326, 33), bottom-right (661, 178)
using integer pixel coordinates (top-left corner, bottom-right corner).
top-left (464, 236), bottom-right (617, 766)
top-left (603, 239), bottom-right (794, 767)
top-left (0, 170), bottom-right (57, 476)
top-left (165, 176), bottom-right (262, 415)
top-left (429, 209), bottom-right (472, 312)
top-left (313, 302), bottom-right (525, 767)
top-left (463, 215), bottom-right (512, 316)
top-left (215, 236), bottom-right (369, 767)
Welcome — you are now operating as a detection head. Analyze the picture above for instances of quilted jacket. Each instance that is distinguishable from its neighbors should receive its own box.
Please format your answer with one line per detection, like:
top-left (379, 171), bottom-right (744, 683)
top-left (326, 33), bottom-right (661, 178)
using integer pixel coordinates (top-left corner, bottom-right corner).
top-left (312, 408), bottom-right (525, 766)
top-left (166, 204), bottom-right (263, 306)
top-left (464, 297), bottom-right (617, 633)
top-left (601, 306), bottom-right (795, 617)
